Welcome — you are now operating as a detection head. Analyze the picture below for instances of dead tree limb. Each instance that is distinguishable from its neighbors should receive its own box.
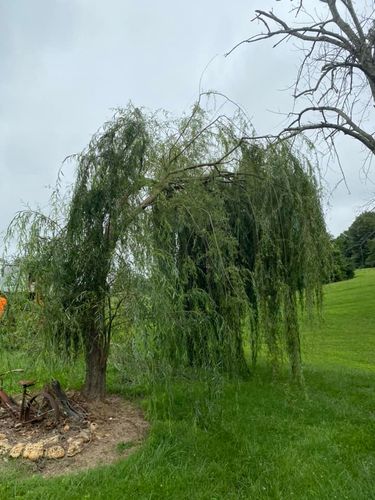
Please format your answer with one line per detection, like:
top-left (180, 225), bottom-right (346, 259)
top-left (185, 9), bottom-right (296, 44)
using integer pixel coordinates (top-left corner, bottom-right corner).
top-left (228, 0), bottom-right (375, 157)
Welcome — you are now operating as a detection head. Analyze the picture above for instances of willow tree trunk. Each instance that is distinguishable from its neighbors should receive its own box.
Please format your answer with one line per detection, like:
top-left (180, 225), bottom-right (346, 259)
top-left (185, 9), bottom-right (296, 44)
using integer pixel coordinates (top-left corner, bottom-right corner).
top-left (83, 329), bottom-right (108, 400)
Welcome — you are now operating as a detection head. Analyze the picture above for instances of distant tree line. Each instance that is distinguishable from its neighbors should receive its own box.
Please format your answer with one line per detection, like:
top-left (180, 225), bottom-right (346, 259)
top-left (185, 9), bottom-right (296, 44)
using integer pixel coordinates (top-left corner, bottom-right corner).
top-left (330, 211), bottom-right (375, 282)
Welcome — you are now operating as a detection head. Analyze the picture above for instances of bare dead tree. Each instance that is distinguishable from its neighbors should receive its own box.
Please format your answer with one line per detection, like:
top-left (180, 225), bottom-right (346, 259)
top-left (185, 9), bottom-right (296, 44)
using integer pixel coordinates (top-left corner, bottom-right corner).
top-left (228, 0), bottom-right (375, 156)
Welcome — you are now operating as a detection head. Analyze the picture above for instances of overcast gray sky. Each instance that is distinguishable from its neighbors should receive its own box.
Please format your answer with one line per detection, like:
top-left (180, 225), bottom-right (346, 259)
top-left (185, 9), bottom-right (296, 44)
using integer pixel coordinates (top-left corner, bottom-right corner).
top-left (1, 0), bottom-right (374, 251)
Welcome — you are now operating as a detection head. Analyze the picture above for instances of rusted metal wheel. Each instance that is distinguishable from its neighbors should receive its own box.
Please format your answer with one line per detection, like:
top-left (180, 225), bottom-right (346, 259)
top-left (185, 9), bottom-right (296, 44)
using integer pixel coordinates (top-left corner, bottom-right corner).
top-left (24, 391), bottom-right (60, 424)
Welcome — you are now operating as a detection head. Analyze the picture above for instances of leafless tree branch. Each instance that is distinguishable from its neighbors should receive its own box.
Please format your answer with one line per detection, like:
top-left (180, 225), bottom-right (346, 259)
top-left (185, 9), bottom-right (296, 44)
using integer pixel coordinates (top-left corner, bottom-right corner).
top-left (228, 0), bottom-right (375, 164)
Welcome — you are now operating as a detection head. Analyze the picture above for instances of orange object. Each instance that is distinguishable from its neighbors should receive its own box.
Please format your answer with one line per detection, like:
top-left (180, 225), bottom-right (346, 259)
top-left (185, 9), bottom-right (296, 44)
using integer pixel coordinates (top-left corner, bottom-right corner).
top-left (0, 296), bottom-right (7, 317)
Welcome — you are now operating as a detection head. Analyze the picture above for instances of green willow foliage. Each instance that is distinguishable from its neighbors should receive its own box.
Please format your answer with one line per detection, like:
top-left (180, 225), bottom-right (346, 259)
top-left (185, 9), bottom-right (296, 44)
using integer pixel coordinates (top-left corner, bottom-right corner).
top-left (240, 145), bottom-right (328, 378)
top-left (146, 142), bottom-right (329, 381)
top-left (5, 107), bottom-right (152, 398)
top-left (148, 179), bottom-right (248, 377)
top-left (4, 102), bottom-right (329, 397)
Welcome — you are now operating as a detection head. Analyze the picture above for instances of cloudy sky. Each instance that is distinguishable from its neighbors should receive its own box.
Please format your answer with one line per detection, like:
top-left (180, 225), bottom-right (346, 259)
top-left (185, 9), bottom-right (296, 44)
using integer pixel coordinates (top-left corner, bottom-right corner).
top-left (1, 0), bottom-right (374, 251)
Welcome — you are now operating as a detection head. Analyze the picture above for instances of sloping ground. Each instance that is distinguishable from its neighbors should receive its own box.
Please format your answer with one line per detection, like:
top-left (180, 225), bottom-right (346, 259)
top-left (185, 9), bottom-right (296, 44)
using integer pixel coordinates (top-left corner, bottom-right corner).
top-left (0, 270), bottom-right (374, 499)
top-left (302, 268), bottom-right (375, 371)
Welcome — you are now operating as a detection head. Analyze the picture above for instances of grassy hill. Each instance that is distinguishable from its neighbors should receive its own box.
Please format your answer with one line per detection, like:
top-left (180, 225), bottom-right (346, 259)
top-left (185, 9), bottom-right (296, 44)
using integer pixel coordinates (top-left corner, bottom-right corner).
top-left (0, 270), bottom-right (374, 499)
top-left (303, 268), bottom-right (375, 372)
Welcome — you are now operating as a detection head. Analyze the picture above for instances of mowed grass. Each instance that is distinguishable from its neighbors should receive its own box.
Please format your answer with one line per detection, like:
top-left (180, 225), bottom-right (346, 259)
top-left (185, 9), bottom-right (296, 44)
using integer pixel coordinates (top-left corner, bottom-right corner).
top-left (0, 270), bottom-right (374, 499)
top-left (303, 268), bottom-right (375, 371)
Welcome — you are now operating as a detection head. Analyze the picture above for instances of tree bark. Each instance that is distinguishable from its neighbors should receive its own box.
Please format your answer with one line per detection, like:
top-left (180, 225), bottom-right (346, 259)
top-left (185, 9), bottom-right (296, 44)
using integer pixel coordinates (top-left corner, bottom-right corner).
top-left (82, 331), bottom-right (108, 400)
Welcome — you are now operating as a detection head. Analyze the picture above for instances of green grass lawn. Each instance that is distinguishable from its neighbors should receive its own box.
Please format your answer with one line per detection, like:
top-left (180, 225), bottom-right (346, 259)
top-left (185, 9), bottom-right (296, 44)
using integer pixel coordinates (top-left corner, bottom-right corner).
top-left (303, 268), bottom-right (375, 372)
top-left (0, 270), bottom-right (374, 499)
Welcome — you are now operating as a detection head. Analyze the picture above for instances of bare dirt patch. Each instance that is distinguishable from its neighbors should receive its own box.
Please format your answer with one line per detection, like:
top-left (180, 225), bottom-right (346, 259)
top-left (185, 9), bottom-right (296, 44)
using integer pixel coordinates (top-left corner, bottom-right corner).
top-left (0, 393), bottom-right (149, 477)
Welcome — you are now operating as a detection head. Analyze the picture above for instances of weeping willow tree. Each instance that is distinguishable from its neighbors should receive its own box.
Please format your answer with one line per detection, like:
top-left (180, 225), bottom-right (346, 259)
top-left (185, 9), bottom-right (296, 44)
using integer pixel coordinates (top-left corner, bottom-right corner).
top-left (6, 107), bottom-right (152, 398)
top-left (230, 144), bottom-right (328, 378)
top-left (146, 141), bottom-right (328, 381)
top-left (5, 99), bottom-right (329, 398)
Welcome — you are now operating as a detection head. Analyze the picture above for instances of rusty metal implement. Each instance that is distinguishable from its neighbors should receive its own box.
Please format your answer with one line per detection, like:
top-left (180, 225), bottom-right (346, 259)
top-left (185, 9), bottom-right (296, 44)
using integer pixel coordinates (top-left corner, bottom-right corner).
top-left (0, 371), bottom-right (60, 425)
